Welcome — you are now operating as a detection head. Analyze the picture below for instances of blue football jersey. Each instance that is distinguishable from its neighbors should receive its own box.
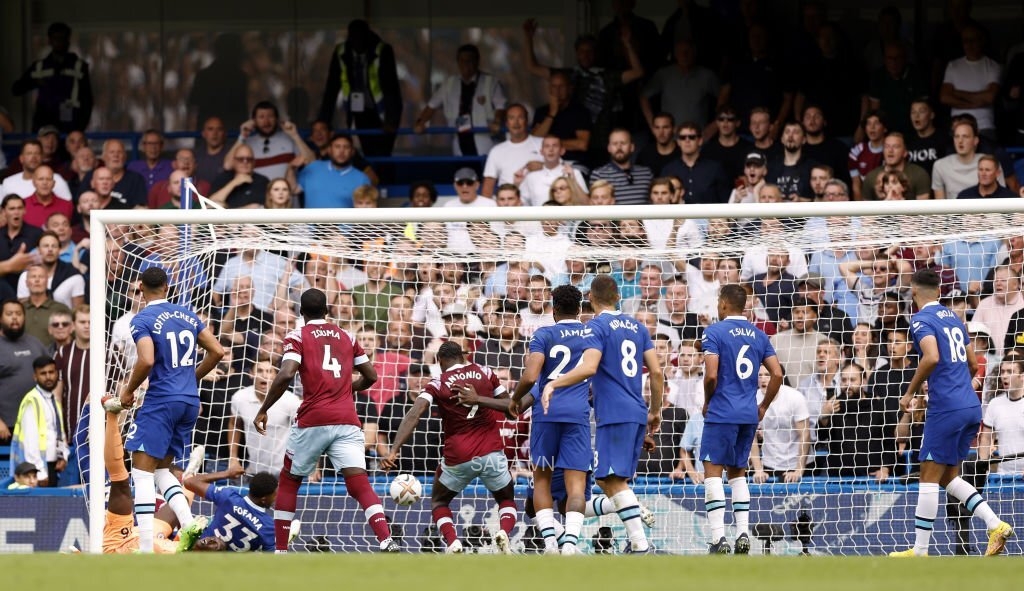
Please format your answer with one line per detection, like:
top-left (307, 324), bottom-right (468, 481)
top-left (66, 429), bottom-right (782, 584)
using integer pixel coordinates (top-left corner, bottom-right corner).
top-left (910, 302), bottom-right (980, 413)
top-left (130, 299), bottom-right (206, 402)
top-left (202, 485), bottom-right (275, 552)
top-left (701, 316), bottom-right (777, 424)
top-left (531, 320), bottom-right (592, 424)
top-left (584, 311), bottom-right (652, 426)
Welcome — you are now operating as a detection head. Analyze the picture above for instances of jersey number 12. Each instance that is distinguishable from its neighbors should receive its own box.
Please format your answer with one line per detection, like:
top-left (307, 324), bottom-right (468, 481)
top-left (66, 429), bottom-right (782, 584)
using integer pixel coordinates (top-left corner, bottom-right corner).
top-left (165, 330), bottom-right (196, 368)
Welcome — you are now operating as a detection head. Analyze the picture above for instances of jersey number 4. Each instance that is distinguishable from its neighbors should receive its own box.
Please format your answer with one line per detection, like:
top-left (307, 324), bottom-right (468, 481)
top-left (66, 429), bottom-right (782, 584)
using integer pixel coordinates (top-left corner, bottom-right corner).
top-left (322, 345), bottom-right (343, 378)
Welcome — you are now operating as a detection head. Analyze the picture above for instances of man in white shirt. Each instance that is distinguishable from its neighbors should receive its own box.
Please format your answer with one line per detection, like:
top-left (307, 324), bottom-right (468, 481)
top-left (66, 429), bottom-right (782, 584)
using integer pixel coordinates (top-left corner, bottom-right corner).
top-left (481, 104), bottom-right (542, 196)
top-left (1, 140), bottom-right (72, 200)
top-left (442, 167), bottom-right (497, 252)
top-left (493, 184), bottom-right (541, 238)
top-left (223, 101), bottom-right (315, 180)
top-left (228, 359), bottom-right (300, 477)
top-left (931, 119), bottom-right (1003, 199)
top-left (980, 357), bottom-right (1024, 475)
top-left (518, 136), bottom-right (587, 206)
top-left (940, 25), bottom-right (1001, 137)
top-left (751, 366), bottom-right (811, 483)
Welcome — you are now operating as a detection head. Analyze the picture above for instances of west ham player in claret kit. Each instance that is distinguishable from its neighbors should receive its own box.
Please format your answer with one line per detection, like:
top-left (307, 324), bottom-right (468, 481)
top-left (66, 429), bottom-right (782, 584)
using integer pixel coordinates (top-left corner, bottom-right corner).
top-left (382, 342), bottom-right (519, 554)
top-left (255, 288), bottom-right (399, 553)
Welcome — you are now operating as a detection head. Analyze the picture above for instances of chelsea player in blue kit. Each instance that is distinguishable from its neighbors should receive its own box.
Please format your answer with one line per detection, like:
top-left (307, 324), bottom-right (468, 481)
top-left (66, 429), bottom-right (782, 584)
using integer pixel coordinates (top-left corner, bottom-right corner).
top-left (511, 285), bottom-right (593, 555)
top-left (890, 269), bottom-right (1013, 557)
top-left (700, 284), bottom-right (784, 554)
top-left (119, 267), bottom-right (225, 553)
top-left (184, 471), bottom-right (279, 552)
top-left (544, 275), bottom-right (663, 554)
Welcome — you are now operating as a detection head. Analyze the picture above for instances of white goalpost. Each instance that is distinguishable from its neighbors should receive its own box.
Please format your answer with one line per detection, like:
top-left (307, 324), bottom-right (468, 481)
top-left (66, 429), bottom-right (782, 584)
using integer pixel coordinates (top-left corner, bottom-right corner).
top-left (88, 197), bottom-right (1024, 555)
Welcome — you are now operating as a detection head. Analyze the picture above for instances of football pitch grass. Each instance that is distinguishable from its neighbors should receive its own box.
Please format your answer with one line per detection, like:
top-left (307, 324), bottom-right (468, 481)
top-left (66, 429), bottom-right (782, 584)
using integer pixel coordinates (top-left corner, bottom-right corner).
top-left (5, 554), bottom-right (1021, 591)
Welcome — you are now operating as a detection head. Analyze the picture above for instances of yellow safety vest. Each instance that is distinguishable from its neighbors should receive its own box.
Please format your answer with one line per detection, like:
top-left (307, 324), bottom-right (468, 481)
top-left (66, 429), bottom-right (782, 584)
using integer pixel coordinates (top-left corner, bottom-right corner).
top-left (338, 42), bottom-right (385, 112)
top-left (10, 387), bottom-right (65, 468)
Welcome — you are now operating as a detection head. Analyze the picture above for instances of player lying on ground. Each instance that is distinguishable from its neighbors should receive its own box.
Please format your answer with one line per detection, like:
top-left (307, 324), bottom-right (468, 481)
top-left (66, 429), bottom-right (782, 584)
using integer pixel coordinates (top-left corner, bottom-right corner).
top-left (382, 341), bottom-right (519, 554)
top-left (700, 284), bottom-right (784, 554)
top-left (890, 269), bottom-right (1014, 557)
top-left (255, 288), bottom-right (398, 552)
top-left (542, 274), bottom-right (662, 553)
top-left (182, 470), bottom-right (278, 552)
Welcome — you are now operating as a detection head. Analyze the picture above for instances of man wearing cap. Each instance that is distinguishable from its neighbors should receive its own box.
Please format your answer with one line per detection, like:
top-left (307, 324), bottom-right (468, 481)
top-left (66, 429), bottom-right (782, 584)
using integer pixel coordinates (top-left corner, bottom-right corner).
top-left (972, 265), bottom-right (1024, 357)
top-left (2, 140), bottom-right (72, 200)
top-left (728, 153), bottom-right (767, 204)
top-left (296, 133), bottom-right (370, 209)
top-left (8, 462), bottom-right (40, 489)
top-left (443, 168), bottom-right (496, 252)
top-left (10, 355), bottom-right (66, 487)
top-left (11, 22), bottom-right (93, 133)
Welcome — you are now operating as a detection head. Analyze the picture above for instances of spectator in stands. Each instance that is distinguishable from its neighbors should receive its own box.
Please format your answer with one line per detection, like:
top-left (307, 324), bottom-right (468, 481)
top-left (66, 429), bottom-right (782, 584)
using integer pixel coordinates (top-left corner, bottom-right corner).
top-left (414, 44), bottom-right (507, 157)
top-left (517, 275), bottom-right (554, 340)
top-left (752, 249), bottom-right (798, 324)
top-left (860, 132), bottom-right (931, 200)
top-left (940, 24), bottom-right (1001, 138)
top-left (407, 181), bottom-right (438, 208)
top-left (808, 164), bottom-right (833, 201)
top-left (519, 136), bottom-right (588, 207)
top-left (481, 104), bottom-right (542, 197)
top-left (19, 264), bottom-right (70, 347)
top-left (971, 265), bottom-right (1024, 357)
top-left (619, 264), bottom-right (662, 317)
top-left (523, 19), bottom-right (643, 165)
top-left (23, 166), bottom-right (73, 229)
top-left (187, 34), bottom-right (248, 131)
top-left (352, 259), bottom-right (402, 334)
top-left (979, 356), bottom-right (1024, 475)
top-left (773, 297), bottom-right (821, 389)
top-left (10, 22), bottom-right (92, 133)
top-left (213, 243), bottom-right (305, 313)
top-left (940, 217), bottom-right (1001, 292)
top-left (741, 217), bottom-right (808, 281)
top-left (748, 106), bottom-right (782, 162)
top-left (7, 462), bottom-right (40, 489)
top-left (702, 105), bottom-right (755, 183)
top-left (53, 304), bottom-right (88, 451)
top-left (668, 339), bottom-right (703, 417)
top-left (590, 129), bottom-right (652, 205)
top-left (795, 22), bottom-right (867, 140)
top-left (0, 300), bottom-right (47, 444)
top-left (933, 118), bottom-right (1001, 200)
top-left (872, 291), bottom-right (911, 348)
top-left (10, 355), bottom-right (66, 487)
top-left (295, 133), bottom-right (370, 209)
top-left (905, 100), bottom-right (946, 175)
top-left (655, 274), bottom-right (702, 347)
top-left (719, 22), bottom-right (794, 133)
top-left (228, 359), bottom-right (298, 478)
top-left (867, 42), bottom-right (927, 136)
top-left (474, 299), bottom-right (527, 379)
top-left (147, 149), bottom-right (210, 209)
top-left (376, 363), bottom-right (443, 475)
top-left (225, 101), bottom-right (314, 181)
top-left (492, 184), bottom-right (541, 239)
top-left (817, 361), bottom-right (895, 481)
top-left (800, 105), bottom-right (851, 187)
top-left (45, 309), bottom-right (72, 356)
top-left (218, 275), bottom-right (272, 373)
top-left (597, 0), bottom-right (662, 91)
top-left (766, 121), bottom-right (815, 201)
top-left (796, 272), bottom-right (853, 347)
top-left (839, 251), bottom-right (897, 326)
top-left (728, 153), bottom-right (767, 205)
top-left (530, 71), bottom-right (593, 165)
top-left (641, 39), bottom-right (720, 131)
top-left (17, 231), bottom-right (83, 309)
top-left (360, 324), bottom-right (412, 418)
top-left (441, 167), bottom-right (497, 253)
top-left (127, 129), bottom-right (172, 192)
top-left (662, 121), bottom-right (729, 204)
top-left (318, 19), bottom-right (402, 160)
top-left (751, 365), bottom-right (811, 483)
top-left (194, 116), bottom-right (228, 185)
top-left (89, 141), bottom-right (149, 207)
top-left (3, 140), bottom-right (72, 200)
top-left (67, 146), bottom-right (95, 196)
top-left (153, 170), bottom-right (188, 210)
top-left (639, 360), bottom-right (688, 477)
top-left (676, 407), bottom-right (704, 483)
top-left (868, 327), bottom-right (915, 435)
top-left (524, 213), bottom-right (572, 283)
top-left (635, 112), bottom-right (680, 176)
top-left (957, 154), bottom-right (1016, 199)
top-left (209, 144), bottom-right (269, 209)
top-left (848, 111), bottom-right (888, 200)
top-left (36, 126), bottom-right (69, 179)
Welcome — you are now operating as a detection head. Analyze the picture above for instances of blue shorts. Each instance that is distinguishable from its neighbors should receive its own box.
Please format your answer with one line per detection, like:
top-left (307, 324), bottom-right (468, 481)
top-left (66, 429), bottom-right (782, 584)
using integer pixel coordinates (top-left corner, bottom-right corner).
top-left (530, 421), bottom-right (593, 472)
top-left (124, 399), bottom-right (199, 460)
top-left (594, 423), bottom-right (645, 480)
top-left (527, 469), bottom-right (595, 506)
top-left (699, 422), bottom-right (758, 469)
top-left (919, 406), bottom-right (982, 466)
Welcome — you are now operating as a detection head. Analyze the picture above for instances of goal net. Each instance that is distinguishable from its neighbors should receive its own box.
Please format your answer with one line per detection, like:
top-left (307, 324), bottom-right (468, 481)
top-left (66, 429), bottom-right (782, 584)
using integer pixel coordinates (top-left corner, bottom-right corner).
top-left (88, 194), bottom-right (1024, 555)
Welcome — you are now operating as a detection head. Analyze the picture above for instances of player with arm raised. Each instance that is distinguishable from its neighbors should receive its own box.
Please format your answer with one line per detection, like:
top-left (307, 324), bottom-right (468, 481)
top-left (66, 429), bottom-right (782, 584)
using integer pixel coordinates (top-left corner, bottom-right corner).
top-left (890, 269), bottom-right (1014, 557)
top-left (381, 341), bottom-right (518, 555)
top-left (119, 267), bottom-right (225, 553)
top-left (700, 284), bottom-right (784, 555)
top-left (543, 274), bottom-right (662, 554)
top-left (510, 285), bottom-right (592, 555)
top-left (254, 288), bottom-right (398, 553)
top-left (183, 471), bottom-right (278, 552)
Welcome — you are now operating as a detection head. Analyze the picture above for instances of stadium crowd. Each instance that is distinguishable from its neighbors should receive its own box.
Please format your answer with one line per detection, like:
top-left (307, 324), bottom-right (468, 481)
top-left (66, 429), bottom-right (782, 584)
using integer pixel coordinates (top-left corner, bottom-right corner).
top-left (2, 1), bottom-right (1024, 493)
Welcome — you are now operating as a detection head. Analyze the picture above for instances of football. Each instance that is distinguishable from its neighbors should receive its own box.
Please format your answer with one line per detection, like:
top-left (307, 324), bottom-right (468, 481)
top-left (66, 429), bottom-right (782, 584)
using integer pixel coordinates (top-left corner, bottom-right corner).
top-left (389, 474), bottom-right (422, 506)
